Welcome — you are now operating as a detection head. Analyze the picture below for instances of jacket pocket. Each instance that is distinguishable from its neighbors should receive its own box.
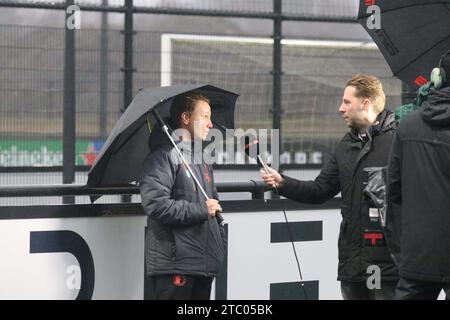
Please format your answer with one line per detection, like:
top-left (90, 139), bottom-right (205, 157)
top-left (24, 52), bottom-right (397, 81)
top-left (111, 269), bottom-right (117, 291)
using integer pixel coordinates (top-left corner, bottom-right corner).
top-left (155, 227), bottom-right (176, 262)
top-left (361, 239), bottom-right (393, 264)
top-left (173, 223), bottom-right (205, 260)
top-left (207, 220), bottom-right (226, 274)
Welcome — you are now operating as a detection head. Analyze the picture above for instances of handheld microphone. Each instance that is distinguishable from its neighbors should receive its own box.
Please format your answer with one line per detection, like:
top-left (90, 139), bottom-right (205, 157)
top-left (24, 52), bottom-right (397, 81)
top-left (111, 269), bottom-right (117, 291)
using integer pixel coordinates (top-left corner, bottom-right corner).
top-left (244, 136), bottom-right (268, 170)
top-left (244, 136), bottom-right (259, 162)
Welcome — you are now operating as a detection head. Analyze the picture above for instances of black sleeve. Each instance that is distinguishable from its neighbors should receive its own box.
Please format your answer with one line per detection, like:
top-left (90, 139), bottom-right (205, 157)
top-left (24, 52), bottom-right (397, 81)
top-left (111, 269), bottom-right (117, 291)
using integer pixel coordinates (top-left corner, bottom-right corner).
top-left (139, 150), bottom-right (209, 227)
top-left (278, 154), bottom-right (341, 204)
top-left (385, 131), bottom-right (402, 263)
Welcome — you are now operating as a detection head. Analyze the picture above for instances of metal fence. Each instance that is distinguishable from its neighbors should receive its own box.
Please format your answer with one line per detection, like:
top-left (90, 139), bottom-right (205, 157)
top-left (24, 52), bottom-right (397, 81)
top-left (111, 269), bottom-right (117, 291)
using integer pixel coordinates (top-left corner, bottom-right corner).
top-left (0, 0), bottom-right (403, 187)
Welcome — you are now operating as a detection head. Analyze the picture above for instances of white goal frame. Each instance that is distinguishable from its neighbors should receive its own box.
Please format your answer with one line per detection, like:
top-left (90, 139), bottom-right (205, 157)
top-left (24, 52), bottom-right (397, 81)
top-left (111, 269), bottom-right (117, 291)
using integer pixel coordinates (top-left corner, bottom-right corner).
top-left (161, 33), bottom-right (377, 86)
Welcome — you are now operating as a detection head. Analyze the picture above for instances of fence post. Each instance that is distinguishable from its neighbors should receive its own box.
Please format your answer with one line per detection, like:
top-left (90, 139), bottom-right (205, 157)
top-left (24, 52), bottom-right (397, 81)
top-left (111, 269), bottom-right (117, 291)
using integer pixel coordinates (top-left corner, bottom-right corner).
top-left (271, 0), bottom-right (283, 199)
top-left (99, 0), bottom-right (109, 139)
top-left (252, 187), bottom-right (265, 200)
top-left (272, 0), bottom-right (283, 154)
top-left (122, 0), bottom-right (134, 113)
top-left (63, 0), bottom-right (76, 204)
top-left (121, 0), bottom-right (134, 203)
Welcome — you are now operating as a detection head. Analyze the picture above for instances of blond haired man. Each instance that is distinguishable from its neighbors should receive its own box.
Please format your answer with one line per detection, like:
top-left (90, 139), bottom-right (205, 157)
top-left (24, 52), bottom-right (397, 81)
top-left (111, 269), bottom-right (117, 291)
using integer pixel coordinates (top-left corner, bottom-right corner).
top-left (261, 74), bottom-right (398, 299)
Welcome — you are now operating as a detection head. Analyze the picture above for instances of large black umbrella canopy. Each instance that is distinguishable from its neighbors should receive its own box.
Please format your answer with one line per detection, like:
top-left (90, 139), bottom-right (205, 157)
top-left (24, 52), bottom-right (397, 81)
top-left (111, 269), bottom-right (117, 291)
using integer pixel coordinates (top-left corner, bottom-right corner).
top-left (357, 0), bottom-right (450, 89)
top-left (87, 84), bottom-right (238, 189)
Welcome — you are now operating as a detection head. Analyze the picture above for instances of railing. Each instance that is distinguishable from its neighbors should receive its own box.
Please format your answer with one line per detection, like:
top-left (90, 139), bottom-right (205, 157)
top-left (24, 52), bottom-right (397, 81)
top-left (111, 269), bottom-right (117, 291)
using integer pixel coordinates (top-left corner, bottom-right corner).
top-left (0, 181), bottom-right (269, 200)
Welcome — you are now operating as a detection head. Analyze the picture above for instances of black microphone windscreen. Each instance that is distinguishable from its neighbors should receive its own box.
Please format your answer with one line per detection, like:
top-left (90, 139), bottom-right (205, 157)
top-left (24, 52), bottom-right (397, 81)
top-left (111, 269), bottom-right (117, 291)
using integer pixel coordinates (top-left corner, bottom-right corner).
top-left (244, 136), bottom-right (260, 160)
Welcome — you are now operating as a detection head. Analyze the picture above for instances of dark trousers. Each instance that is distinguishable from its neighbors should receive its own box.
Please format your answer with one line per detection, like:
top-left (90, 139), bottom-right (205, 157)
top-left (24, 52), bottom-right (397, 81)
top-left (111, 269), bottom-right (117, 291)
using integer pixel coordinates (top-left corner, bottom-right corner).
top-left (340, 281), bottom-right (397, 300)
top-left (145, 274), bottom-right (213, 300)
top-left (395, 277), bottom-right (450, 300)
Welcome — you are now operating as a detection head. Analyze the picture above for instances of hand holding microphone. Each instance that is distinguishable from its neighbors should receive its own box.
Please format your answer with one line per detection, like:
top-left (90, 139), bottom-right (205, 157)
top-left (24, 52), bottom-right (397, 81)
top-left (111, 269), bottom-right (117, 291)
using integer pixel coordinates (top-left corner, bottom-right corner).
top-left (260, 165), bottom-right (284, 189)
top-left (243, 135), bottom-right (284, 189)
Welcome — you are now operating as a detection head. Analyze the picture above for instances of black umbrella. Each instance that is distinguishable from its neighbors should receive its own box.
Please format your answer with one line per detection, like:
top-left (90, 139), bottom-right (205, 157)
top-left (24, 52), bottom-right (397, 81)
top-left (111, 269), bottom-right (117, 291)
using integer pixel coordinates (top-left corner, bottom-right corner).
top-left (87, 84), bottom-right (238, 191)
top-left (357, 0), bottom-right (450, 89)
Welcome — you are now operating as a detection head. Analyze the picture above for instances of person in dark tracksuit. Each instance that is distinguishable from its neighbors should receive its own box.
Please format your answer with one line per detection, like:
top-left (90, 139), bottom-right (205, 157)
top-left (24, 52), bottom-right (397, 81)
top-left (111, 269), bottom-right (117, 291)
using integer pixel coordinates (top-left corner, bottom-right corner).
top-left (140, 92), bottom-right (226, 300)
top-left (386, 52), bottom-right (450, 300)
top-left (261, 74), bottom-right (398, 300)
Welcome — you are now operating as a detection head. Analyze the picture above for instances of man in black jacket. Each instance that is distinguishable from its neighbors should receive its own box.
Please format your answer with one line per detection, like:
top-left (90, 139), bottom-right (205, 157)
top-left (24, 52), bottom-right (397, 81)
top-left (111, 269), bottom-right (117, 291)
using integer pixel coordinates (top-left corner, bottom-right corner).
top-left (140, 92), bottom-right (226, 300)
top-left (261, 74), bottom-right (398, 300)
top-left (386, 51), bottom-right (450, 300)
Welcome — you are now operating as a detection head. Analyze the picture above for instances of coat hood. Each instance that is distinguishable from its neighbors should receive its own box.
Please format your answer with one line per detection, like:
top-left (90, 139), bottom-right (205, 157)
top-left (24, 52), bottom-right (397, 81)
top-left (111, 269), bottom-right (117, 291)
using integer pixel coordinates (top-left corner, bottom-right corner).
top-left (148, 126), bottom-right (172, 150)
top-left (373, 109), bottom-right (396, 135)
top-left (421, 86), bottom-right (450, 126)
top-left (148, 116), bottom-right (182, 150)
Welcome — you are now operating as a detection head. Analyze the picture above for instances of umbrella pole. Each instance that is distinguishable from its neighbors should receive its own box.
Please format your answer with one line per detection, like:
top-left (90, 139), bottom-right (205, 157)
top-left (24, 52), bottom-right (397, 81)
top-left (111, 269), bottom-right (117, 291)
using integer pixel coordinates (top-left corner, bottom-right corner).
top-left (151, 109), bottom-right (225, 226)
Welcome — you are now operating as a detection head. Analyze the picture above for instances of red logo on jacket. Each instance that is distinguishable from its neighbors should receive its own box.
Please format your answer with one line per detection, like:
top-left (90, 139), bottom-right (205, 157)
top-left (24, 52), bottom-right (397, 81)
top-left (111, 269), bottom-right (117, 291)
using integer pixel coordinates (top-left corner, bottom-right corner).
top-left (203, 164), bottom-right (212, 184)
top-left (172, 275), bottom-right (187, 287)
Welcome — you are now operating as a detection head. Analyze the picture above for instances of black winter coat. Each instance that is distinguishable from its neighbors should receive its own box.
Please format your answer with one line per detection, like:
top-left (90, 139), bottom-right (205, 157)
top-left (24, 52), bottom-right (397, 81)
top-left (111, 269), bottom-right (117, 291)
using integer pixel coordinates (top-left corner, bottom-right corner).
top-left (139, 131), bottom-right (226, 277)
top-left (280, 110), bottom-right (398, 282)
top-left (386, 87), bottom-right (450, 283)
